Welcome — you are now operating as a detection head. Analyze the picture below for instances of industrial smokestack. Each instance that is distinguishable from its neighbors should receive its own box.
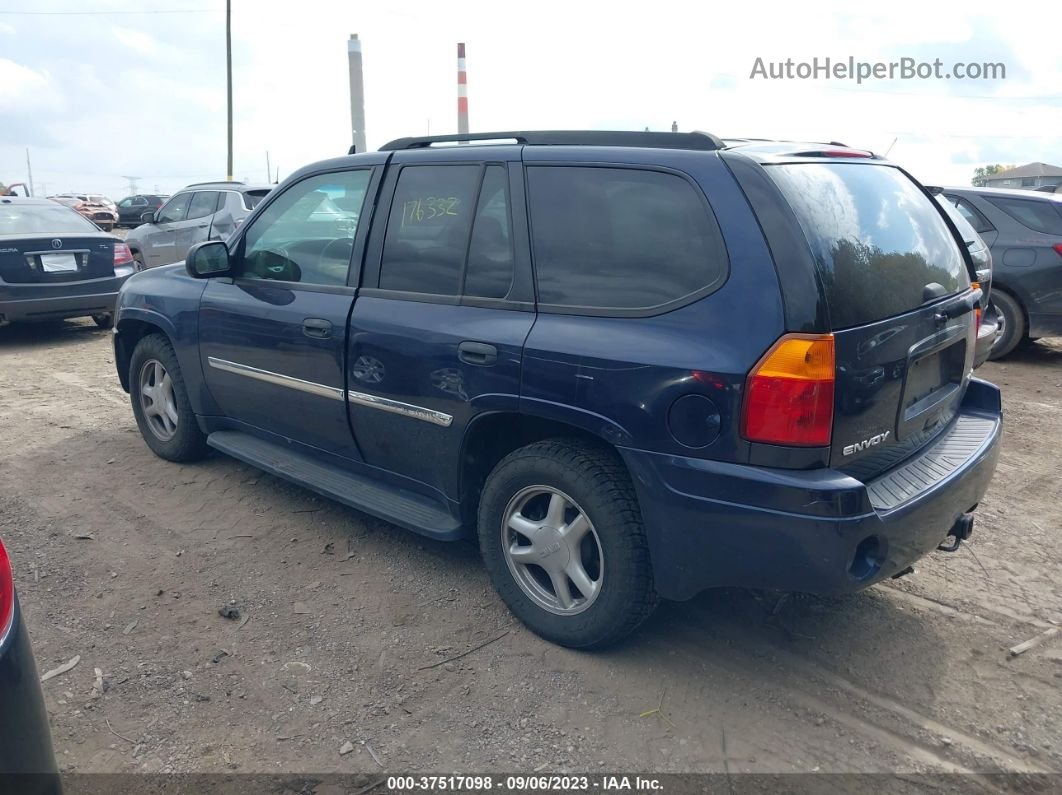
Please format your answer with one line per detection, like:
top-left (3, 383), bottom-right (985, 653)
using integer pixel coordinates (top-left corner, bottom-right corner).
top-left (348, 34), bottom-right (367, 154)
top-left (457, 43), bottom-right (469, 136)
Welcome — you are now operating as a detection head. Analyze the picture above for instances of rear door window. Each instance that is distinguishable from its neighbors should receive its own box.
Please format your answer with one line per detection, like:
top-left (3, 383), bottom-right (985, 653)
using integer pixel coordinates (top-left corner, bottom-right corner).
top-left (768, 163), bottom-right (968, 329)
top-left (526, 166), bottom-right (728, 312)
top-left (379, 165), bottom-right (481, 296)
top-left (985, 196), bottom-right (1062, 235)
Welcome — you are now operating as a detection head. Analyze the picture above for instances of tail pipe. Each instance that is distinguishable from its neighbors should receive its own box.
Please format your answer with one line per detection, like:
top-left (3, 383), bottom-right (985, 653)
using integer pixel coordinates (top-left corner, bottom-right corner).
top-left (938, 512), bottom-right (975, 553)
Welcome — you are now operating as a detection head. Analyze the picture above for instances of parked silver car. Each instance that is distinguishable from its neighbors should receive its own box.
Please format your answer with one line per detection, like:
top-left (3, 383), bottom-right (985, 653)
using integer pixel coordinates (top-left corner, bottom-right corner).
top-left (125, 181), bottom-right (271, 270)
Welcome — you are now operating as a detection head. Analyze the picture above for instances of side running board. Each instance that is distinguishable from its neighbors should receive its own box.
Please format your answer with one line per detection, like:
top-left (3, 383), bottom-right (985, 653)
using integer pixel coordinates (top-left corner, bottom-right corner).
top-left (207, 431), bottom-right (464, 541)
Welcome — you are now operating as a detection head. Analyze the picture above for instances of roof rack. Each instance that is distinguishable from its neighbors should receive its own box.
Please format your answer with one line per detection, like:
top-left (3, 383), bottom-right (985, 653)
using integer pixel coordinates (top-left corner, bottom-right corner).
top-left (186, 180), bottom-right (246, 187)
top-left (378, 130), bottom-right (725, 152)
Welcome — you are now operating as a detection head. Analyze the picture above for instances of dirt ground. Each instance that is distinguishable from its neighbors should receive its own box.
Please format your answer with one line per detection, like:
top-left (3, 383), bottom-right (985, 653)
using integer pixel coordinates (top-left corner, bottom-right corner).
top-left (0, 320), bottom-right (1059, 779)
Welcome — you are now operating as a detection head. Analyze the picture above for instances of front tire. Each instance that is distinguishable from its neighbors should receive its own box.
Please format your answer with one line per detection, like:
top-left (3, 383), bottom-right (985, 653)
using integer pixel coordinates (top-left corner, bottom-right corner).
top-left (132, 253), bottom-right (147, 272)
top-left (478, 439), bottom-right (658, 648)
top-left (988, 291), bottom-right (1025, 360)
top-left (129, 334), bottom-right (208, 462)
top-left (92, 313), bottom-right (113, 329)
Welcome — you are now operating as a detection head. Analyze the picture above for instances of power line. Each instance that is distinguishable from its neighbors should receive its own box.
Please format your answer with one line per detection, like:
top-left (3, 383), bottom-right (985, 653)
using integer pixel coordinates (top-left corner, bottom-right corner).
top-left (0, 8), bottom-right (217, 15)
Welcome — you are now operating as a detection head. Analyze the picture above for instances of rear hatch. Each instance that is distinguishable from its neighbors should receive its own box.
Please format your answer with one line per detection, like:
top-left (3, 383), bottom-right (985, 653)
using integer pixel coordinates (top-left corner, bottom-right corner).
top-left (767, 161), bottom-right (977, 480)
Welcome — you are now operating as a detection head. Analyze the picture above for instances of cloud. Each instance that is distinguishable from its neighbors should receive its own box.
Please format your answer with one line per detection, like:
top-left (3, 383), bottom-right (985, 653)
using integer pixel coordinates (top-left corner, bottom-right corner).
top-left (0, 22), bottom-right (15, 36)
top-left (113, 27), bottom-right (158, 57)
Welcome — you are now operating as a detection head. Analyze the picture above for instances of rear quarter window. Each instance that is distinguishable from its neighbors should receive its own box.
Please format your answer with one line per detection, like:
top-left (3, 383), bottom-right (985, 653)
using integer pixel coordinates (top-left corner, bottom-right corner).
top-left (526, 166), bottom-right (728, 313)
top-left (985, 196), bottom-right (1062, 235)
top-left (768, 163), bottom-right (968, 329)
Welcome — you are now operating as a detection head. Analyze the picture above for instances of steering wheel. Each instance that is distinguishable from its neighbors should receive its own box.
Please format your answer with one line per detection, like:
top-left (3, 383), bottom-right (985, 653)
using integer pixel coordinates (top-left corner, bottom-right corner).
top-left (316, 236), bottom-right (355, 278)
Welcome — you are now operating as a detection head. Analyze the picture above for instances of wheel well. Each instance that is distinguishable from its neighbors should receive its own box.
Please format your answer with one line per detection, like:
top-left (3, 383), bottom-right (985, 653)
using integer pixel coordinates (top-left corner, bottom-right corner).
top-left (114, 319), bottom-right (168, 392)
top-left (459, 413), bottom-right (619, 526)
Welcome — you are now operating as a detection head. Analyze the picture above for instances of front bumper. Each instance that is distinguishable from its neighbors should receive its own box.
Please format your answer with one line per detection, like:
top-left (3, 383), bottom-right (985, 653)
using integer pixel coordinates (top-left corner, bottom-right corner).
top-left (0, 599), bottom-right (60, 789)
top-left (0, 274), bottom-right (129, 323)
top-left (621, 378), bottom-right (1002, 601)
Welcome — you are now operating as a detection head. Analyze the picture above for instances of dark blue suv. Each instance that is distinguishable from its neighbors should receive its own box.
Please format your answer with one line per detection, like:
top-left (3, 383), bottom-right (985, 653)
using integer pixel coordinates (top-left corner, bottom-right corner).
top-left (112, 131), bottom-right (1002, 648)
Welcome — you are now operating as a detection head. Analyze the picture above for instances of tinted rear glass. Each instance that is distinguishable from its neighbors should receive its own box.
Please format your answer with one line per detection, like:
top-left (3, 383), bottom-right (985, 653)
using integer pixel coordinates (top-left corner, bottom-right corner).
top-left (985, 195), bottom-right (1062, 235)
top-left (244, 190), bottom-right (270, 209)
top-left (0, 203), bottom-right (99, 235)
top-left (935, 195), bottom-right (979, 246)
top-left (768, 164), bottom-right (968, 329)
top-left (527, 166), bottom-right (728, 312)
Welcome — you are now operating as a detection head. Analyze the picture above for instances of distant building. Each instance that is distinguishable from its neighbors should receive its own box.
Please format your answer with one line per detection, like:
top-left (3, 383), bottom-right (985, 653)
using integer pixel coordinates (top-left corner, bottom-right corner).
top-left (983, 162), bottom-right (1062, 190)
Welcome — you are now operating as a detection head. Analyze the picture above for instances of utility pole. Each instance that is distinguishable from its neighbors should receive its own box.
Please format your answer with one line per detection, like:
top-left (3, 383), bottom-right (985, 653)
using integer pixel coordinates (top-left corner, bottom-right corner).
top-left (25, 148), bottom-right (34, 196)
top-left (226, 0), bottom-right (233, 181)
top-left (265, 151), bottom-right (271, 184)
top-left (122, 176), bottom-right (141, 195)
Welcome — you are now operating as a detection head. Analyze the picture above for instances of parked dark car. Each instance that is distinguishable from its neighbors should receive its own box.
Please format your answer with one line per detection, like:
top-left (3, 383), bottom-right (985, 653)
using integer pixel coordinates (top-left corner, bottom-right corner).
top-left (125, 182), bottom-right (271, 271)
top-left (933, 191), bottom-right (999, 367)
top-left (941, 186), bottom-right (1062, 358)
top-left (116, 194), bottom-right (168, 228)
top-left (0, 537), bottom-right (61, 794)
top-left (0, 197), bottom-right (136, 328)
top-left (112, 131), bottom-right (1001, 648)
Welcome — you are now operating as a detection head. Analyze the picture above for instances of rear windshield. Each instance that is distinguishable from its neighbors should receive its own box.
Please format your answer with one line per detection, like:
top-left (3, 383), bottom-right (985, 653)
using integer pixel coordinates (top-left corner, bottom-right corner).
top-left (0, 202), bottom-right (100, 235)
top-left (935, 195), bottom-right (980, 246)
top-left (244, 190), bottom-right (270, 209)
top-left (985, 195), bottom-right (1062, 235)
top-left (768, 163), bottom-right (968, 329)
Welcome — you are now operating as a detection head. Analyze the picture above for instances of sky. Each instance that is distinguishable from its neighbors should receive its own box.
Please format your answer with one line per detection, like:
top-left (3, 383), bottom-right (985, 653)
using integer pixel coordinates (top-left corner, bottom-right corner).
top-left (1, 0), bottom-right (1060, 200)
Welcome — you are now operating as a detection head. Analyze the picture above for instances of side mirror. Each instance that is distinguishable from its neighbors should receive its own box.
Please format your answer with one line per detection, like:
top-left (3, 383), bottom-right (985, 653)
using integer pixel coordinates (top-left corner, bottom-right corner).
top-left (141, 211), bottom-right (156, 224)
top-left (185, 240), bottom-right (231, 278)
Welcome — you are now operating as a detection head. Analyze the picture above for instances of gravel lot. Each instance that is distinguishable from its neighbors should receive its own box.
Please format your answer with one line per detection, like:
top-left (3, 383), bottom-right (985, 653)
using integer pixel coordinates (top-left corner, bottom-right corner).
top-left (0, 320), bottom-right (1059, 780)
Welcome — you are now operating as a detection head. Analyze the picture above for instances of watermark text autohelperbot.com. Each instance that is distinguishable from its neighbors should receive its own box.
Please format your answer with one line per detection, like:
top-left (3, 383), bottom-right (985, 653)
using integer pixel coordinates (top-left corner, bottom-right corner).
top-left (750, 57), bottom-right (1006, 84)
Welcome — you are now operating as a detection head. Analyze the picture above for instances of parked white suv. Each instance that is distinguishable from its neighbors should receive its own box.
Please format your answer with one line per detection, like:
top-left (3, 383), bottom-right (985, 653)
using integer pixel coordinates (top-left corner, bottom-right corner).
top-left (125, 181), bottom-right (271, 270)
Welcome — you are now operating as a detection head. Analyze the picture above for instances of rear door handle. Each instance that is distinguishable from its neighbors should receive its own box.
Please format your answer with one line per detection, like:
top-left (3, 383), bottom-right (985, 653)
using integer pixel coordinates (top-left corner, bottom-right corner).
top-left (303, 318), bottom-right (333, 339)
top-left (458, 341), bottom-right (498, 365)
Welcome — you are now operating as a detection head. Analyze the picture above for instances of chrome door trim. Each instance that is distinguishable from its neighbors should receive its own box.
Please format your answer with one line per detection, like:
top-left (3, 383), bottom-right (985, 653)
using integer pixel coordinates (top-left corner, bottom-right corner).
top-left (346, 390), bottom-right (453, 427)
top-left (207, 357), bottom-right (345, 401)
top-left (207, 356), bottom-right (454, 427)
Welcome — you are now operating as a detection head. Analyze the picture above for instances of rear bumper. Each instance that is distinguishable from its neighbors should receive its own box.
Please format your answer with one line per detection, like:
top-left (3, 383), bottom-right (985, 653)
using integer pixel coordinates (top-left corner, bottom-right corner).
top-left (0, 276), bottom-right (128, 323)
top-left (1028, 312), bottom-right (1062, 340)
top-left (621, 378), bottom-right (1002, 601)
top-left (0, 599), bottom-right (60, 787)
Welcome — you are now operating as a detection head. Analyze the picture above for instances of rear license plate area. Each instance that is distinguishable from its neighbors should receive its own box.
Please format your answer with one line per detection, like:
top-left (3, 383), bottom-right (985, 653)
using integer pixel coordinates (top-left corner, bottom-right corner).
top-left (898, 336), bottom-right (966, 437)
top-left (40, 253), bottom-right (79, 273)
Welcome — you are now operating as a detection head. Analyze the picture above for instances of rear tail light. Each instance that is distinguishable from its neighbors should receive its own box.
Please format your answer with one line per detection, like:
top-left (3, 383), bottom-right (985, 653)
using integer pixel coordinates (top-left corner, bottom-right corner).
top-left (114, 242), bottom-right (134, 267)
top-left (1053, 243), bottom-right (1062, 258)
top-left (972, 282), bottom-right (982, 333)
top-left (742, 333), bottom-right (835, 447)
top-left (0, 538), bottom-right (14, 642)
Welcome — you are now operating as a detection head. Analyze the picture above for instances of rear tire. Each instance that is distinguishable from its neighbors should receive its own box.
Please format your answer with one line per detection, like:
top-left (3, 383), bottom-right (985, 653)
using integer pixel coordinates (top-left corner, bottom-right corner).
top-left (129, 334), bottom-right (208, 462)
top-left (477, 439), bottom-right (658, 648)
top-left (92, 313), bottom-right (113, 329)
top-left (988, 291), bottom-right (1025, 360)
top-left (133, 253), bottom-right (147, 272)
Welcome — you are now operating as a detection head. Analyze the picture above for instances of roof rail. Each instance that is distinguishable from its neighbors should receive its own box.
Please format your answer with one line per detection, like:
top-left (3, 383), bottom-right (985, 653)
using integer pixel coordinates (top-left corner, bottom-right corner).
top-left (187, 180), bottom-right (245, 187)
top-left (378, 130), bottom-right (724, 152)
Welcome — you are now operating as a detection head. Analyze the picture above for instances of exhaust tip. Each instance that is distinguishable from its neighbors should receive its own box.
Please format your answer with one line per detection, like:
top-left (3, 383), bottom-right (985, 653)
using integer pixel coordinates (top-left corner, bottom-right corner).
top-left (849, 535), bottom-right (885, 581)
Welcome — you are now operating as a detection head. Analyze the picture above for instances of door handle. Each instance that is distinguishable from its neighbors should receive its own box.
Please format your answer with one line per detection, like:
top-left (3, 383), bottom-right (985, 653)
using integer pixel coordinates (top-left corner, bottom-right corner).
top-left (458, 341), bottom-right (498, 365)
top-left (303, 318), bottom-right (333, 339)
top-left (197, 223), bottom-right (209, 229)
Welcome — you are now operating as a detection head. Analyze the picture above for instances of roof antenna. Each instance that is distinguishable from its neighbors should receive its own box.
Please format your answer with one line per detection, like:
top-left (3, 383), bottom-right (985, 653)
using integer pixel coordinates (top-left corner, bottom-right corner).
top-left (884, 137), bottom-right (898, 157)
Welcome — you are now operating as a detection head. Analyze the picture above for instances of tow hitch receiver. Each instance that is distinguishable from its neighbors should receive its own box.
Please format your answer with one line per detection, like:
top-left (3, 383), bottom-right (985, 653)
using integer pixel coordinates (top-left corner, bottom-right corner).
top-left (938, 513), bottom-right (975, 553)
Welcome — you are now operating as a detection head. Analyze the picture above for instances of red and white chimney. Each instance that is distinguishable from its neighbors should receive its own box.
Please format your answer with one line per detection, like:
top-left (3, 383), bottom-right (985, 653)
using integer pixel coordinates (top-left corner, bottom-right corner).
top-left (457, 43), bottom-right (469, 136)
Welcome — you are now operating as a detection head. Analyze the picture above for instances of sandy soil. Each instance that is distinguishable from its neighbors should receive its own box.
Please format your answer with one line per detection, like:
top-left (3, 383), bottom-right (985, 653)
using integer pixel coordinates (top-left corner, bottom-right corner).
top-left (1, 320), bottom-right (1059, 779)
